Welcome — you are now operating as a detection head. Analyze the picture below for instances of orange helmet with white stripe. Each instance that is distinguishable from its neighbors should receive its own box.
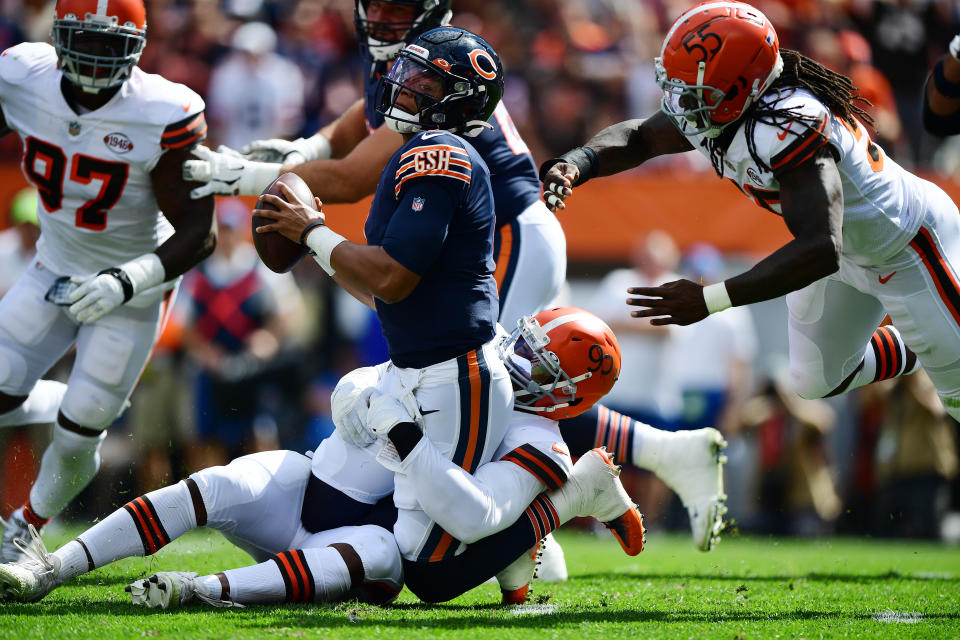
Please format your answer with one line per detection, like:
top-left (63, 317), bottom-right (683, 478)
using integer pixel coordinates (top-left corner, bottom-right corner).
top-left (52, 0), bottom-right (147, 93)
top-left (499, 306), bottom-right (621, 420)
top-left (655, 1), bottom-right (782, 138)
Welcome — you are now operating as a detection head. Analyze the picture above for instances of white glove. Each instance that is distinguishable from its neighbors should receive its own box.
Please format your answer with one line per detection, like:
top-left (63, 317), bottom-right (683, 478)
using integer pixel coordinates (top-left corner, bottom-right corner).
top-left (331, 366), bottom-right (382, 447)
top-left (67, 254), bottom-right (165, 324)
top-left (241, 133), bottom-right (332, 165)
top-left (182, 145), bottom-right (280, 199)
top-left (332, 382), bottom-right (378, 448)
top-left (68, 272), bottom-right (126, 324)
top-left (366, 393), bottom-right (418, 439)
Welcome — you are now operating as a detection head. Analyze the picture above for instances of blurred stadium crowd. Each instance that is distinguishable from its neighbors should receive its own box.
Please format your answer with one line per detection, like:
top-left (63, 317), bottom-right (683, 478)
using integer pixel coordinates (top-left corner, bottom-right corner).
top-left (1, 0), bottom-right (960, 543)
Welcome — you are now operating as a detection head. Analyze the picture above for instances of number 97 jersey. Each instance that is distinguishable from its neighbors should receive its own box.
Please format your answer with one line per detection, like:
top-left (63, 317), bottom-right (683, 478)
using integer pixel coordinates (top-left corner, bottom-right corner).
top-left (0, 42), bottom-right (206, 279)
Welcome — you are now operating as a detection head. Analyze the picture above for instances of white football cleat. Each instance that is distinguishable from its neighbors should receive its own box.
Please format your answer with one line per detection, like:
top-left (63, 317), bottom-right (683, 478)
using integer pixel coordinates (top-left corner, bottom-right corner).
top-left (0, 509), bottom-right (33, 564)
top-left (555, 448), bottom-right (645, 555)
top-left (536, 532), bottom-right (567, 582)
top-left (654, 427), bottom-right (728, 551)
top-left (495, 542), bottom-right (539, 605)
top-left (0, 524), bottom-right (62, 602)
top-left (126, 572), bottom-right (241, 610)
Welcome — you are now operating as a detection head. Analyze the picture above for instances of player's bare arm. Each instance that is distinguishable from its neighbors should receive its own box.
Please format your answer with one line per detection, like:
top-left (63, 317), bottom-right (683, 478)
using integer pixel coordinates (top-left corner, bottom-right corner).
top-left (253, 183), bottom-right (420, 304)
top-left (287, 123), bottom-right (403, 203)
top-left (316, 98), bottom-right (376, 159)
top-left (923, 35), bottom-right (960, 136)
top-left (626, 147), bottom-right (843, 325)
top-left (151, 145), bottom-right (217, 277)
top-left (540, 111), bottom-right (693, 211)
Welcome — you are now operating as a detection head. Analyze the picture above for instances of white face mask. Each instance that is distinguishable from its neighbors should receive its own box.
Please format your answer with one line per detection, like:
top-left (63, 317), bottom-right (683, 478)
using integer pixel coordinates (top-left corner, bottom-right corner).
top-left (384, 106), bottom-right (423, 134)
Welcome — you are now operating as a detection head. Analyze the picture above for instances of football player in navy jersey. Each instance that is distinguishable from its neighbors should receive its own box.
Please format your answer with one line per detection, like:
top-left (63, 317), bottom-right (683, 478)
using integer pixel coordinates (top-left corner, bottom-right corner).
top-left (184, 0), bottom-right (729, 558)
top-left (252, 25), bottom-right (523, 574)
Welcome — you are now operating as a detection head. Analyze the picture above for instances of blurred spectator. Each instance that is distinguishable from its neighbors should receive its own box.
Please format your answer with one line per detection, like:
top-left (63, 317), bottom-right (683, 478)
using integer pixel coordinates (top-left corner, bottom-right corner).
top-left (0, 187), bottom-right (40, 295)
top-left (740, 369), bottom-right (842, 536)
top-left (864, 371), bottom-right (959, 538)
top-left (588, 230), bottom-right (684, 530)
top-left (923, 34), bottom-right (960, 138)
top-left (179, 197), bottom-right (306, 468)
top-left (206, 21), bottom-right (305, 149)
top-left (674, 243), bottom-right (757, 434)
top-left (589, 230), bottom-right (684, 430)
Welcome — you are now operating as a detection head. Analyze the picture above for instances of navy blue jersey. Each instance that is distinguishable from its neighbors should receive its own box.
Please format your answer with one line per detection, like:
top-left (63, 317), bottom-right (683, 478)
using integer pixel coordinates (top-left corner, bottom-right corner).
top-left (364, 129), bottom-right (499, 368)
top-left (365, 60), bottom-right (541, 227)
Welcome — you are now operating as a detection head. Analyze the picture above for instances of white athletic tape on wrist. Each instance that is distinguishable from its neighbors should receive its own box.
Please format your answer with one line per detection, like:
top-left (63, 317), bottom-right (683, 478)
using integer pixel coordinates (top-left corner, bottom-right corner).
top-left (703, 282), bottom-right (732, 314)
top-left (306, 225), bottom-right (348, 276)
top-left (302, 133), bottom-right (332, 162)
top-left (245, 162), bottom-right (282, 195)
top-left (119, 253), bottom-right (165, 296)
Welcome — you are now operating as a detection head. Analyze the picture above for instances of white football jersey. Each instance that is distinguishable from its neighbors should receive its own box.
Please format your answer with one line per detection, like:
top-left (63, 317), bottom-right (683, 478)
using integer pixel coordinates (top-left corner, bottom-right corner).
top-left (0, 42), bottom-right (206, 279)
top-left (683, 87), bottom-right (938, 266)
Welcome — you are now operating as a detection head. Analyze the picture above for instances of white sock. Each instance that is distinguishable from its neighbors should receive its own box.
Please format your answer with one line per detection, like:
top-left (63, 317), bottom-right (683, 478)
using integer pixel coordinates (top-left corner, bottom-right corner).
top-left (223, 547), bottom-right (352, 604)
top-left (29, 424), bottom-right (105, 519)
top-left (55, 481), bottom-right (199, 581)
top-left (630, 421), bottom-right (676, 474)
top-left (0, 380), bottom-right (67, 427)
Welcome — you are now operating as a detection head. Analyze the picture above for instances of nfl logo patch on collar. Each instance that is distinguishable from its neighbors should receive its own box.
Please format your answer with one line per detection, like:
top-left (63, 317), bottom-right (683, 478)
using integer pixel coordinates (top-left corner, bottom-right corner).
top-left (412, 197), bottom-right (425, 212)
top-left (68, 121), bottom-right (82, 136)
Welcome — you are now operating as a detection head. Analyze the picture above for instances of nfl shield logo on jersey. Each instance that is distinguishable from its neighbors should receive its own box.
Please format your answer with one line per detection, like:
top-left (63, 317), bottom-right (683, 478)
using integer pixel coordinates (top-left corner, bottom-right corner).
top-left (68, 121), bottom-right (82, 136)
top-left (412, 197), bottom-right (425, 212)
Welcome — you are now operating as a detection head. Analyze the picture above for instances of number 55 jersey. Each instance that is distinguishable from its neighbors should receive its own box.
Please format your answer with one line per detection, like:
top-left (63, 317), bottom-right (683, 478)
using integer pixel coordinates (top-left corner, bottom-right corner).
top-left (0, 42), bottom-right (206, 286)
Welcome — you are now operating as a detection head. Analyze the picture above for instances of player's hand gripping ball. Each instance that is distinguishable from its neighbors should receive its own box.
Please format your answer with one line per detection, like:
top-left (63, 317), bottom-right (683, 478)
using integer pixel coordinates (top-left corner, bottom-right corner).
top-left (253, 172), bottom-right (314, 273)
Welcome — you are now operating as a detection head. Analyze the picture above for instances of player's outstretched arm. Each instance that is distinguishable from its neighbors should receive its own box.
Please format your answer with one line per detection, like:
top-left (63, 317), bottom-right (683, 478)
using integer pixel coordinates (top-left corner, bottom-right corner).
top-left (151, 145), bottom-right (217, 278)
top-left (626, 147), bottom-right (843, 326)
top-left (540, 111), bottom-right (693, 211)
top-left (286, 124), bottom-right (404, 204)
top-left (242, 98), bottom-right (371, 164)
top-left (923, 35), bottom-right (960, 137)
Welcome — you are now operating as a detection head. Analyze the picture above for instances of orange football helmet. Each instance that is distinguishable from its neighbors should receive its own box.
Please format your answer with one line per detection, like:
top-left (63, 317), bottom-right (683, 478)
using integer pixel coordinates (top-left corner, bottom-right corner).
top-left (655, 1), bottom-right (782, 138)
top-left (52, 0), bottom-right (147, 92)
top-left (499, 307), bottom-right (621, 420)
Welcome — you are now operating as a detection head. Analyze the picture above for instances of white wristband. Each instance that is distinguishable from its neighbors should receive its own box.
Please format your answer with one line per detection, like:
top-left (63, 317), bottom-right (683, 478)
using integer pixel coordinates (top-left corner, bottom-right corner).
top-left (305, 225), bottom-right (347, 276)
top-left (703, 282), bottom-right (732, 314)
top-left (300, 133), bottom-right (332, 162)
top-left (240, 161), bottom-right (282, 195)
top-left (119, 253), bottom-right (165, 296)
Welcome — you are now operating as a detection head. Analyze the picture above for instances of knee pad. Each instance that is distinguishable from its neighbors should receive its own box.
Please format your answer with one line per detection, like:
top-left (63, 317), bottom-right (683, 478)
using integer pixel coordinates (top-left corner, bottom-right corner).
top-left (60, 380), bottom-right (126, 430)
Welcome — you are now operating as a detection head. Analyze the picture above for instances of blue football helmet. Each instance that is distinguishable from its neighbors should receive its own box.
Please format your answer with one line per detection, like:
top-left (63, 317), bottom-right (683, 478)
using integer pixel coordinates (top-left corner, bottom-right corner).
top-left (354, 0), bottom-right (452, 62)
top-left (375, 26), bottom-right (504, 137)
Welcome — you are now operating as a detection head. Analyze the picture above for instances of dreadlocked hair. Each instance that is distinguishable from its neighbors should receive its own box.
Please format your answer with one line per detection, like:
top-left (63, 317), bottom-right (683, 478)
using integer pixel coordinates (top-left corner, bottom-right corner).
top-left (707, 48), bottom-right (874, 176)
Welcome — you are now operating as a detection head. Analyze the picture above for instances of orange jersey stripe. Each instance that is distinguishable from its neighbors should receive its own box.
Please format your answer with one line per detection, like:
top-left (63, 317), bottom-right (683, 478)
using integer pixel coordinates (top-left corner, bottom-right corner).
top-left (429, 531), bottom-right (455, 563)
top-left (493, 223), bottom-right (513, 291)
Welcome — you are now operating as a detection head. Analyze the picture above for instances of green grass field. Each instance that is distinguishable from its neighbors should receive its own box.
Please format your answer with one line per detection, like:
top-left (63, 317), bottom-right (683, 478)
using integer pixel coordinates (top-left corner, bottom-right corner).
top-left (2, 527), bottom-right (959, 639)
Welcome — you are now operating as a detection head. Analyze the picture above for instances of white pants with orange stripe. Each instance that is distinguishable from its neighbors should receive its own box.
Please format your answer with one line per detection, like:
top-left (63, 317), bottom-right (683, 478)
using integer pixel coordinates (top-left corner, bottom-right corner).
top-left (787, 186), bottom-right (960, 418)
top-left (0, 259), bottom-right (176, 430)
top-left (495, 200), bottom-right (567, 331)
top-left (398, 411), bottom-right (571, 544)
top-left (312, 335), bottom-right (514, 562)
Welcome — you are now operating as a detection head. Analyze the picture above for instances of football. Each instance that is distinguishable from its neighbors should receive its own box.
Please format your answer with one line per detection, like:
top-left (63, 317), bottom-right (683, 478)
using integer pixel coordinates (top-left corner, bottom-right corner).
top-left (253, 172), bottom-right (314, 273)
